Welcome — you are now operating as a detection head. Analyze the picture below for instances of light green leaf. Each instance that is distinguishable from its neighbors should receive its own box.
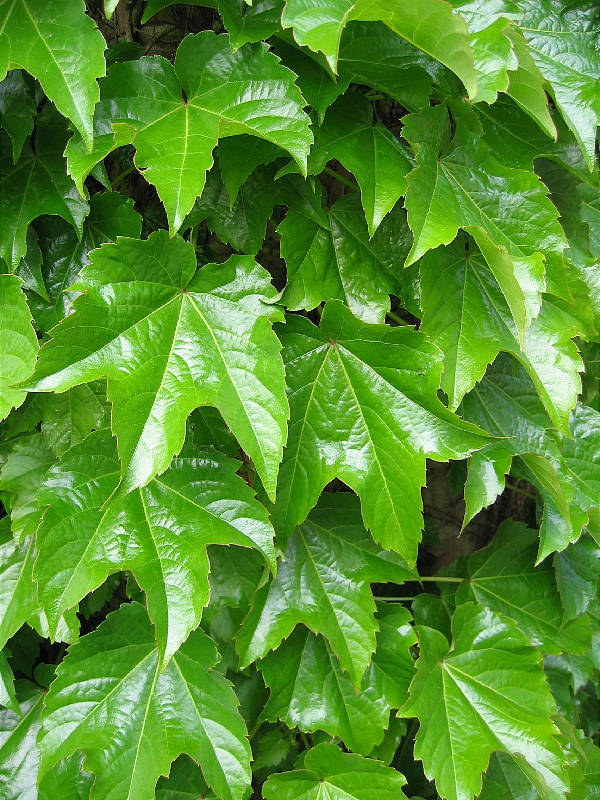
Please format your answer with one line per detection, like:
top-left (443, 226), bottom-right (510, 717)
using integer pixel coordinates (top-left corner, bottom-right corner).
top-left (270, 301), bottom-right (491, 561)
top-left (0, 275), bottom-right (38, 423)
top-left (0, 109), bottom-right (89, 269)
top-left (401, 603), bottom-right (568, 800)
top-left (404, 104), bottom-right (564, 340)
top-left (39, 383), bottom-right (106, 457)
top-left (38, 601), bottom-right (252, 800)
top-left (258, 603), bottom-right (416, 753)
top-left (518, 0), bottom-right (600, 169)
top-left (306, 91), bottom-right (412, 235)
top-left (68, 32), bottom-right (312, 233)
top-left (419, 235), bottom-right (583, 429)
top-left (504, 27), bottom-right (556, 138)
top-left (0, 683), bottom-right (44, 799)
top-left (238, 494), bottom-right (414, 687)
top-left (0, 0), bottom-right (106, 149)
top-left (456, 520), bottom-right (590, 654)
top-left (279, 186), bottom-right (412, 323)
top-left (219, 0), bottom-right (283, 51)
top-left (282, 0), bottom-right (476, 97)
top-left (561, 403), bottom-right (600, 513)
top-left (263, 742), bottom-right (408, 800)
top-left (35, 428), bottom-right (276, 663)
top-left (24, 231), bottom-right (288, 501)
top-left (554, 535), bottom-right (600, 622)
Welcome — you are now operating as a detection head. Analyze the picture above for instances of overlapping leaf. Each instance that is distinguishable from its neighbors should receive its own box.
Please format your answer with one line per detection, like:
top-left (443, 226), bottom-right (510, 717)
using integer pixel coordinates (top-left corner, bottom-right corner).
top-left (237, 494), bottom-right (414, 685)
top-left (67, 32), bottom-right (312, 232)
top-left (263, 742), bottom-right (408, 800)
top-left (0, 275), bottom-right (38, 422)
top-left (35, 428), bottom-right (276, 663)
top-left (270, 301), bottom-right (490, 561)
top-left (24, 231), bottom-right (288, 500)
top-left (38, 602), bottom-right (252, 800)
top-left (402, 603), bottom-right (568, 800)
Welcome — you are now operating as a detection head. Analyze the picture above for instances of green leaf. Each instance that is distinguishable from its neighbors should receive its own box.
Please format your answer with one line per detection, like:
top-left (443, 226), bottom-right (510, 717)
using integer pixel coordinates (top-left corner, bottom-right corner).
top-left (39, 383), bottom-right (106, 457)
top-left (38, 601), bottom-right (252, 800)
top-left (282, 0), bottom-right (476, 97)
top-left (69, 32), bottom-right (312, 233)
top-left (480, 752), bottom-right (554, 800)
top-left (0, 109), bottom-right (89, 269)
top-left (0, 275), bottom-right (38, 423)
top-left (401, 603), bottom-right (568, 800)
top-left (156, 756), bottom-right (217, 800)
top-left (0, 70), bottom-right (36, 162)
top-left (140, 0), bottom-right (212, 24)
top-left (518, 0), bottom-right (600, 169)
top-left (419, 235), bottom-right (583, 428)
top-left (279, 187), bottom-right (412, 323)
top-left (270, 301), bottom-right (490, 561)
top-left (237, 493), bottom-right (414, 686)
top-left (456, 520), bottom-right (590, 654)
top-left (504, 27), bottom-right (556, 138)
top-left (337, 22), bottom-right (436, 111)
top-left (0, 683), bottom-right (44, 799)
top-left (35, 428), bottom-right (276, 663)
top-left (554, 535), bottom-right (600, 621)
top-left (0, 649), bottom-right (19, 714)
top-left (263, 742), bottom-right (408, 800)
top-left (404, 104), bottom-right (564, 340)
top-left (259, 603), bottom-right (416, 753)
top-left (219, 0), bottom-right (283, 51)
top-left (306, 91), bottom-right (412, 236)
top-left (29, 191), bottom-right (141, 333)
top-left (0, 0), bottom-right (106, 149)
top-left (561, 403), bottom-right (600, 514)
top-left (24, 231), bottom-right (288, 501)
top-left (217, 134), bottom-right (283, 203)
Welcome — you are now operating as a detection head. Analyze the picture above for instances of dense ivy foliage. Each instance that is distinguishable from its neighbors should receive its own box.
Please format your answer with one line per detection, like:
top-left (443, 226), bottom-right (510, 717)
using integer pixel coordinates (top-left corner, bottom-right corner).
top-left (0, 1), bottom-right (599, 798)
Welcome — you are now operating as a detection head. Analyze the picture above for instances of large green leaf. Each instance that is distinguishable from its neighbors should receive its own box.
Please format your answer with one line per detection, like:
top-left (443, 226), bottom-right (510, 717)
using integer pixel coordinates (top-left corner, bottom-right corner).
top-left (24, 231), bottom-right (288, 501)
top-left (0, 0), bottom-right (106, 149)
top-left (403, 104), bottom-right (565, 339)
top-left (270, 301), bottom-right (490, 561)
top-left (0, 109), bottom-right (89, 269)
top-left (306, 91), bottom-right (412, 236)
top-left (279, 186), bottom-right (412, 323)
top-left (281, 0), bottom-right (476, 97)
top-left (35, 428), bottom-right (276, 663)
top-left (419, 235), bottom-right (583, 428)
top-left (258, 603), bottom-right (416, 753)
top-left (455, 521), bottom-right (590, 654)
top-left (38, 601), bottom-right (252, 800)
top-left (401, 603), bottom-right (568, 800)
top-left (237, 494), bottom-right (414, 686)
top-left (0, 275), bottom-right (38, 423)
top-left (263, 742), bottom-right (408, 800)
top-left (518, 0), bottom-right (600, 169)
top-left (67, 32), bottom-right (312, 232)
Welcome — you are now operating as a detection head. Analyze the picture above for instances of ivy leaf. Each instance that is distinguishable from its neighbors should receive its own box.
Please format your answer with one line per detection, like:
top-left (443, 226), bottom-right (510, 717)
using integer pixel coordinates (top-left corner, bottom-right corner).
top-left (38, 601), bottom-right (252, 800)
top-left (29, 191), bottom-right (141, 333)
top-left (419, 235), bottom-right (583, 428)
top-left (282, 0), bottom-right (476, 97)
top-left (237, 494), bottom-right (415, 686)
top-left (279, 187), bottom-right (412, 323)
top-left (219, 0), bottom-right (283, 51)
top-left (0, 275), bottom-right (38, 423)
top-left (39, 383), bottom-right (107, 457)
top-left (156, 756), bottom-right (217, 800)
top-left (456, 520), bottom-right (590, 655)
top-left (554, 535), bottom-right (600, 622)
top-left (263, 742), bottom-right (408, 800)
top-left (35, 428), bottom-right (276, 664)
top-left (337, 22), bottom-right (436, 111)
top-left (24, 231), bottom-right (288, 501)
top-left (0, 683), bottom-right (44, 799)
top-left (306, 91), bottom-right (413, 236)
top-left (68, 32), bottom-right (312, 233)
top-left (217, 135), bottom-right (283, 204)
top-left (504, 27), bottom-right (556, 138)
top-left (480, 752), bottom-right (559, 800)
top-left (0, 109), bottom-right (89, 268)
top-left (401, 603), bottom-right (568, 800)
top-left (258, 603), bottom-right (416, 753)
top-left (0, 70), bottom-right (36, 162)
top-left (561, 403), bottom-right (600, 514)
top-left (270, 301), bottom-right (491, 561)
top-left (0, 0), bottom-right (106, 150)
top-left (518, 0), bottom-right (600, 169)
top-left (404, 105), bottom-right (565, 339)
top-left (0, 649), bottom-right (19, 714)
